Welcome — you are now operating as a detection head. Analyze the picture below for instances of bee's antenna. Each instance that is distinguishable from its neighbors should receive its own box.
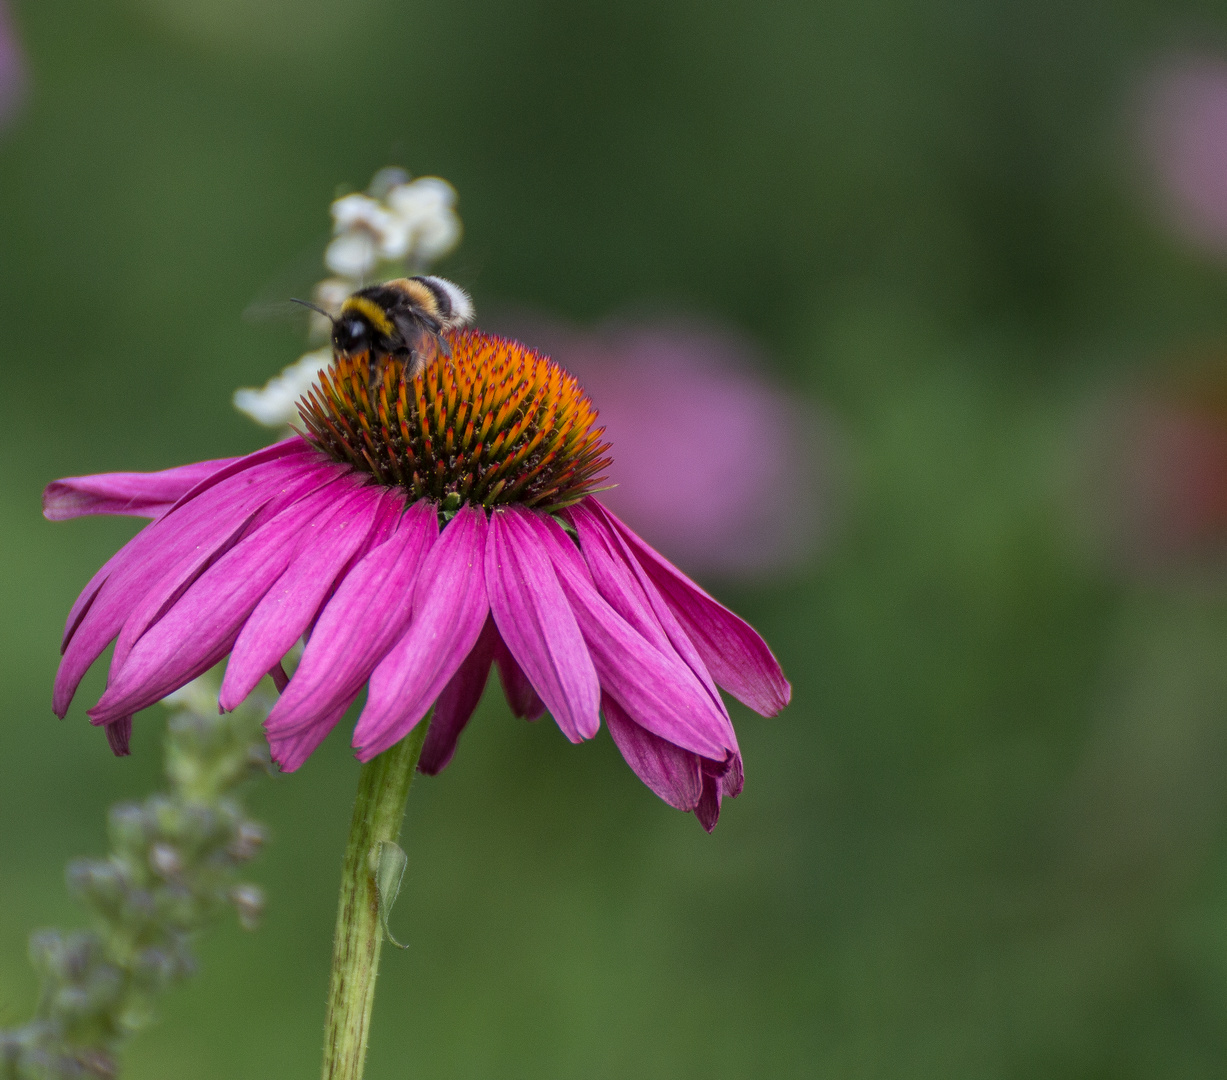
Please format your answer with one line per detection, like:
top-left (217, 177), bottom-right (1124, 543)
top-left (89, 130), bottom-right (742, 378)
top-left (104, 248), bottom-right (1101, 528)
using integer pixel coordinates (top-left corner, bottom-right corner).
top-left (290, 297), bottom-right (336, 323)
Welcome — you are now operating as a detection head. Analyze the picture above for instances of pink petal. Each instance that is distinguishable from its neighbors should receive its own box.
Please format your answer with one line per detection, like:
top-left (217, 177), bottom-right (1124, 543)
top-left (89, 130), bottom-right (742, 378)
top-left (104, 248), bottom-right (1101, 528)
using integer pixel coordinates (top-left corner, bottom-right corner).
top-left (158, 436), bottom-right (316, 519)
top-left (88, 482), bottom-right (346, 724)
top-left (104, 716), bottom-right (133, 757)
top-left (493, 636), bottom-right (546, 720)
top-left (695, 772), bottom-right (722, 832)
top-left (43, 457), bottom-right (239, 521)
top-left (269, 662), bottom-right (290, 692)
top-left (418, 615), bottom-right (501, 776)
top-left (568, 502), bottom-right (737, 749)
top-left (355, 505), bottom-right (490, 759)
top-left (263, 500), bottom-right (438, 754)
top-left (267, 699), bottom-right (351, 773)
top-left (590, 498), bottom-right (791, 716)
top-left (695, 752), bottom-right (743, 831)
top-left (54, 455), bottom-right (322, 717)
top-left (485, 507), bottom-right (600, 743)
top-left (532, 512), bottom-right (730, 759)
top-left (108, 461), bottom-right (345, 675)
top-left (722, 749), bottom-right (744, 798)
top-left (300, 484), bottom-right (407, 643)
top-left (55, 504), bottom-right (256, 718)
top-left (602, 693), bottom-right (703, 811)
top-left (219, 482), bottom-right (396, 711)
top-left (56, 441), bottom-right (315, 655)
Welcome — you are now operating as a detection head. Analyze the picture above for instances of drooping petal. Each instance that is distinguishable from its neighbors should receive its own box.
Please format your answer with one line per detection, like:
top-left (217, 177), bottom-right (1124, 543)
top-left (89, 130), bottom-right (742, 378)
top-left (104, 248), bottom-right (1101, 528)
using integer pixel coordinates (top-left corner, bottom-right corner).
top-left (55, 440), bottom-right (314, 657)
top-left (695, 751), bottom-right (743, 831)
top-left (722, 748), bottom-right (744, 798)
top-left (219, 481), bottom-right (395, 711)
top-left (157, 436), bottom-right (316, 518)
top-left (485, 507), bottom-right (600, 743)
top-left (108, 461), bottom-right (345, 675)
top-left (568, 501), bottom-right (683, 655)
top-left (88, 482), bottom-right (347, 724)
top-left (54, 454), bottom-right (324, 717)
top-left (531, 512), bottom-right (730, 759)
top-left (602, 693), bottom-right (703, 811)
top-left (418, 615), bottom-right (501, 776)
top-left (269, 662), bottom-right (290, 692)
top-left (493, 636), bottom-right (545, 720)
top-left (263, 500), bottom-right (438, 758)
top-left (43, 457), bottom-right (239, 521)
top-left (104, 716), bottom-right (133, 757)
top-left (695, 772), bottom-right (722, 833)
top-left (568, 501), bottom-right (737, 749)
top-left (355, 504), bottom-right (490, 759)
top-left (590, 498), bottom-right (791, 716)
top-left (267, 698), bottom-right (351, 773)
top-left (55, 506), bottom-right (255, 718)
top-left (299, 484), bottom-right (407, 644)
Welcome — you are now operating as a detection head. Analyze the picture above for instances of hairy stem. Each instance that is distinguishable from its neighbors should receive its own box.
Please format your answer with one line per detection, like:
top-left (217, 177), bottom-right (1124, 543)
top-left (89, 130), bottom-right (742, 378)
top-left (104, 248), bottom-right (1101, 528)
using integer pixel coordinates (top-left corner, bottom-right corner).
top-left (321, 719), bottom-right (431, 1080)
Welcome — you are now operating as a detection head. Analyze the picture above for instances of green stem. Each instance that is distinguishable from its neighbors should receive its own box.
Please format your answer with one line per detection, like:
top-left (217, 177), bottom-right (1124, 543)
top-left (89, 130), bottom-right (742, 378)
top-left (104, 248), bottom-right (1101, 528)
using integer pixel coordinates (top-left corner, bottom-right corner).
top-left (321, 718), bottom-right (431, 1080)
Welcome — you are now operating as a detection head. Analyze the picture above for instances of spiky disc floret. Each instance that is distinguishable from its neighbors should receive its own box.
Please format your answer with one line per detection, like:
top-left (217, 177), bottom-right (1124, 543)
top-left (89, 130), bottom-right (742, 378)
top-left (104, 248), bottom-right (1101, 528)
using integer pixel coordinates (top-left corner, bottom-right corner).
top-left (298, 330), bottom-right (612, 512)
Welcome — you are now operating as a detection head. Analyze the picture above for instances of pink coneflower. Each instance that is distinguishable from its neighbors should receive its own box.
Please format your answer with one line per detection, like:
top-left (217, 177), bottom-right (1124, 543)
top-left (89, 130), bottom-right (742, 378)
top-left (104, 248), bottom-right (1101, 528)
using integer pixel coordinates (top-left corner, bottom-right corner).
top-left (46, 331), bottom-right (789, 829)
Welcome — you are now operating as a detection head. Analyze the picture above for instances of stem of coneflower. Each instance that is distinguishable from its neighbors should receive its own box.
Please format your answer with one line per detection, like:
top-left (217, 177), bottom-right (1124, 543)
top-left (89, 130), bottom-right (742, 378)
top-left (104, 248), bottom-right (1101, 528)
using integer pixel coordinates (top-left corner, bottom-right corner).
top-left (321, 716), bottom-right (432, 1080)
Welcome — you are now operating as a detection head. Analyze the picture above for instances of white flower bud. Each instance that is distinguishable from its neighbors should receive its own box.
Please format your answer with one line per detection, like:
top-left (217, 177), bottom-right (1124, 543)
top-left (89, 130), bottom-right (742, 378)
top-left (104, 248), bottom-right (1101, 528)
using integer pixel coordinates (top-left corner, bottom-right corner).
top-left (325, 231), bottom-right (378, 278)
top-left (386, 177), bottom-right (462, 265)
top-left (386, 176), bottom-right (455, 218)
top-left (330, 192), bottom-right (394, 235)
top-left (149, 844), bottom-right (184, 879)
top-left (230, 884), bottom-right (265, 931)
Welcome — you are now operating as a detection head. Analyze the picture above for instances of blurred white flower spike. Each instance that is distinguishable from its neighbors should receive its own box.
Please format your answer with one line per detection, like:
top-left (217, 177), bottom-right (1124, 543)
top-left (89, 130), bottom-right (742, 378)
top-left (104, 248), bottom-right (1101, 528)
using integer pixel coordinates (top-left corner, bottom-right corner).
top-left (235, 169), bottom-right (465, 429)
top-left (233, 348), bottom-right (331, 428)
top-left (326, 175), bottom-right (461, 277)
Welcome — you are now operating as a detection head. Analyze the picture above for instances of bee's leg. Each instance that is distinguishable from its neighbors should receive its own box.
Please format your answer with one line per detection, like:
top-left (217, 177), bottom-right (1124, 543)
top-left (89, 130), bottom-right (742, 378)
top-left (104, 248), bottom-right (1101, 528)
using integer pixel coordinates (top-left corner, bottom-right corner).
top-left (406, 328), bottom-right (442, 380)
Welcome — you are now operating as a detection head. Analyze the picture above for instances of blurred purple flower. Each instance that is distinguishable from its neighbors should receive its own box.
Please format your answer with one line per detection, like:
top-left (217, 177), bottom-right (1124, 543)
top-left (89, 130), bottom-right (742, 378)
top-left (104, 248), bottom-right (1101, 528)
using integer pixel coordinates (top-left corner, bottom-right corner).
top-left (499, 316), bottom-right (833, 578)
top-left (0, 1), bottom-right (25, 128)
top-left (1139, 53), bottom-right (1227, 252)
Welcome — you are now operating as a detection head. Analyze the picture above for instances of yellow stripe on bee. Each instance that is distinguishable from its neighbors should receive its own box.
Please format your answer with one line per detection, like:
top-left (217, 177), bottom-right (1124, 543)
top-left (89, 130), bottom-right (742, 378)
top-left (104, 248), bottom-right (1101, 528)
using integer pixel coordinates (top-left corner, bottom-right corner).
top-left (399, 279), bottom-right (442, 318)
top-left (341, 296), bottom-right (396, 337)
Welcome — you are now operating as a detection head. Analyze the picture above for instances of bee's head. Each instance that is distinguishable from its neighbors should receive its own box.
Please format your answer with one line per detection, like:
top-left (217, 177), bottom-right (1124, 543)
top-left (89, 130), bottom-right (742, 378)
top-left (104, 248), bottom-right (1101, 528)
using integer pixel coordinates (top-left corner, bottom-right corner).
top-left (333, 293), bottom-right (397, 360)
top-left (332, 314), bottom-right (372, 357)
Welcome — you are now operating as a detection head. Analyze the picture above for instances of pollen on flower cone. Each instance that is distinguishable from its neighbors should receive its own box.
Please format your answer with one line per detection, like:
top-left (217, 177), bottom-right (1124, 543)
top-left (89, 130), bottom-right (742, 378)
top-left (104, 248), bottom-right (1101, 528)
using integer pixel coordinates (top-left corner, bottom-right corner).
top-left (298, 329), bottom-right (612, 512)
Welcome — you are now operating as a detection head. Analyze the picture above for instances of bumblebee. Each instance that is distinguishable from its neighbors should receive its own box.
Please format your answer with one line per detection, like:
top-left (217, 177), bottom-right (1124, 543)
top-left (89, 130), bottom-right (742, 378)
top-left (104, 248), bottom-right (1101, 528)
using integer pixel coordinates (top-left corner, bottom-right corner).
top-left (326, 276), bottom-right (474, 382)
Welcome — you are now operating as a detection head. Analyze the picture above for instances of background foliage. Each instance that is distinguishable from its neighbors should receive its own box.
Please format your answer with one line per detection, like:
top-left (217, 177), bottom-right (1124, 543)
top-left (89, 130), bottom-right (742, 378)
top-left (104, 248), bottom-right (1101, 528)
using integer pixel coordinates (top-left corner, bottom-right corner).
top-left (5, 1), bottom-right (1227, 1077)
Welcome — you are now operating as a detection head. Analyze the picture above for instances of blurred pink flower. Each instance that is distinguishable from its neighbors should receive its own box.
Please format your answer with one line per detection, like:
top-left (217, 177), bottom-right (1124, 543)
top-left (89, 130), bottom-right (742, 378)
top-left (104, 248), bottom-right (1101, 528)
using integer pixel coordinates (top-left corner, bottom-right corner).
top-left (1139, 53), bottom-right (1227, 252)
top-left (0, 1), bottom-right (25, 128)
top-left (497, 316), bottom-right (832, 578)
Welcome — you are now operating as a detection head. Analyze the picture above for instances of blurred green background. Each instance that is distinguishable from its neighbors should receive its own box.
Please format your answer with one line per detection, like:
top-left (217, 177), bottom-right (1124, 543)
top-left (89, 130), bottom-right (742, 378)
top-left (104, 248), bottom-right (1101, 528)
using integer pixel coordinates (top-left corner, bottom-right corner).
top-left (6, 1), bottom-right (1227, 1077)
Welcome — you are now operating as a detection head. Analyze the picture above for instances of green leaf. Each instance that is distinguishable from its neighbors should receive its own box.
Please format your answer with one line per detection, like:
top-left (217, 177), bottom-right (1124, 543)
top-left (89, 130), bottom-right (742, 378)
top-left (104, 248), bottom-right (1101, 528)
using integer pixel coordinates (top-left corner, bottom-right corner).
top-left (373, 840), bottom-right (409, 950)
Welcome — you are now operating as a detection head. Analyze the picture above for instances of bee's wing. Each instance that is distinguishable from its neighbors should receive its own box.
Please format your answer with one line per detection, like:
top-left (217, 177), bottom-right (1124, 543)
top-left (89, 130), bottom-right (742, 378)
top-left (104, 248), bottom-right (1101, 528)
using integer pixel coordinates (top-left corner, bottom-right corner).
top-left (242, 298), bottom-right (317, 328)
top-left (241, 230), bottom-right (337, 331)
top-left (395, 317), bottom-right (444, 380)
